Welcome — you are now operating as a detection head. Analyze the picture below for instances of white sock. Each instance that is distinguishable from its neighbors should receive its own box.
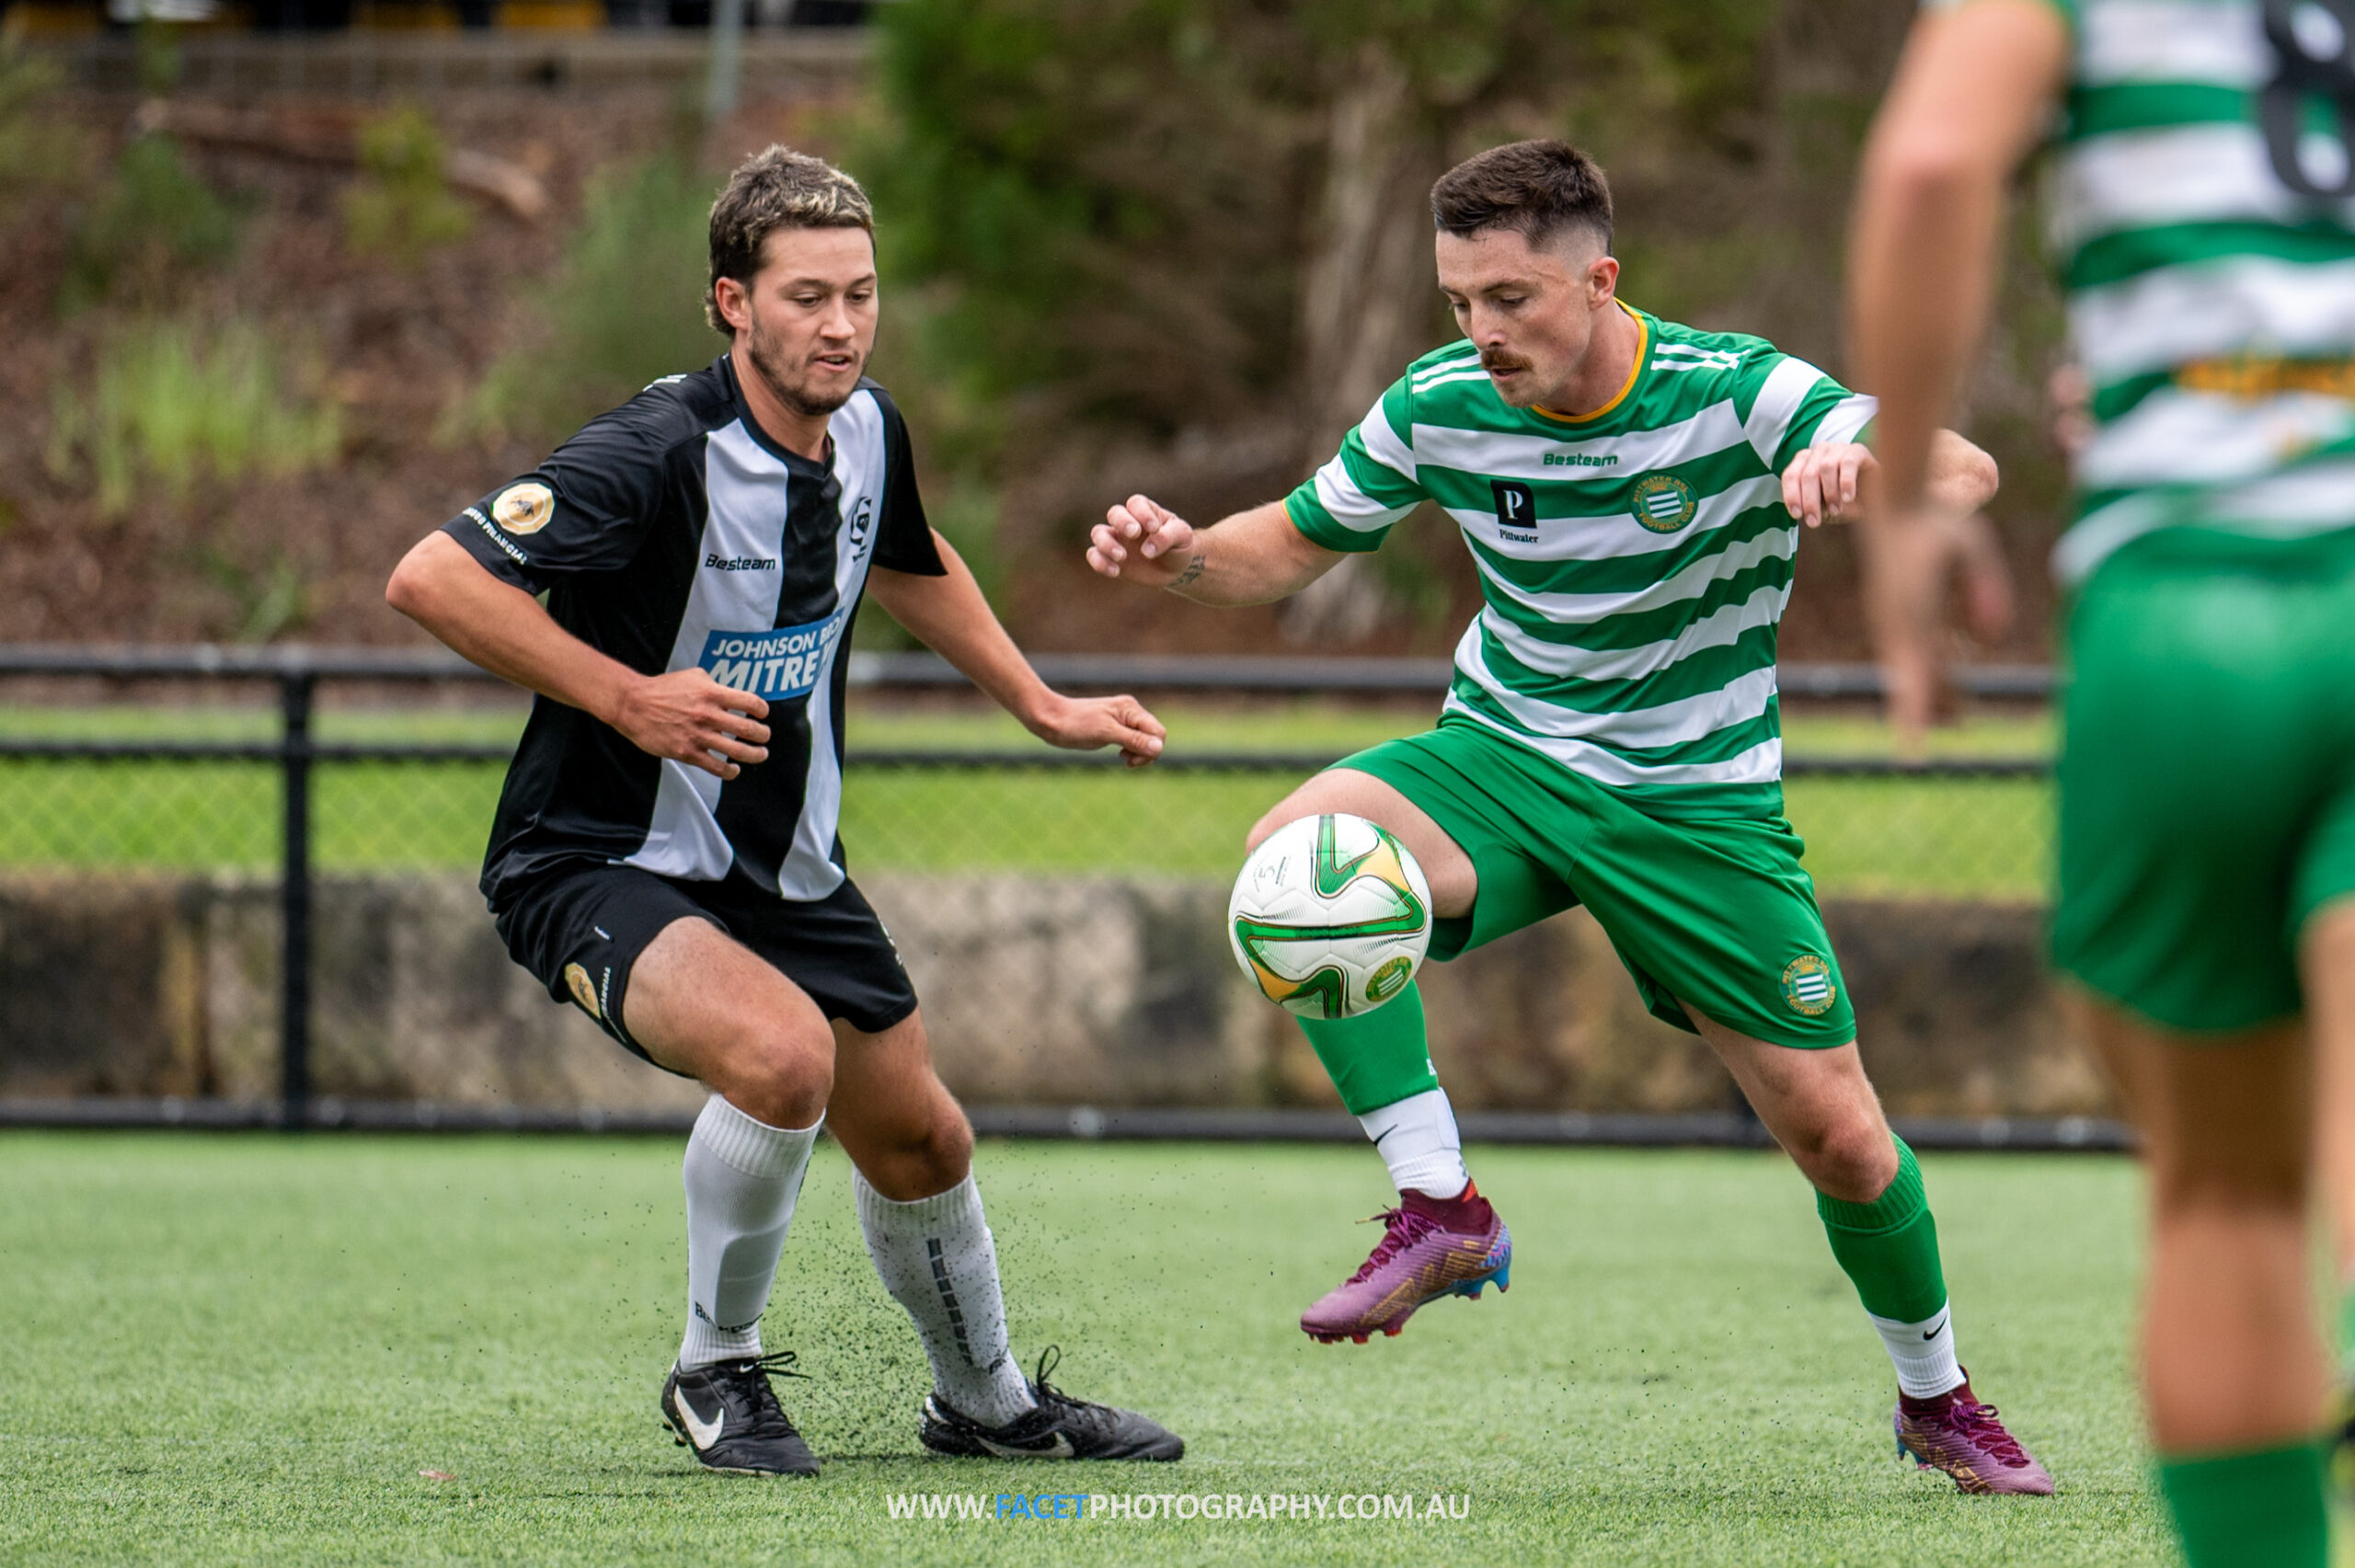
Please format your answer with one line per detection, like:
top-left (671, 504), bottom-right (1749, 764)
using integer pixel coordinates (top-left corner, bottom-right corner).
top-left (1358, 1087), bottom-right (1469, 1198)
top-left (854, 1171), bottom-right (1036, 1429)
top-left (1869, 1301), bottom-right (1965, 1399)
top-left (678, 1095), bottom-right (820, 1370)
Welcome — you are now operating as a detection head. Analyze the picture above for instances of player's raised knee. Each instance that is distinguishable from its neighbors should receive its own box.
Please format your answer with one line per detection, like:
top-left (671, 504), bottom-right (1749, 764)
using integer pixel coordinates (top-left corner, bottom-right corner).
top-left (1797, 1116), bottom-right (1900, 1206)
top-left (718, 1019), bottom-right (833, 1129)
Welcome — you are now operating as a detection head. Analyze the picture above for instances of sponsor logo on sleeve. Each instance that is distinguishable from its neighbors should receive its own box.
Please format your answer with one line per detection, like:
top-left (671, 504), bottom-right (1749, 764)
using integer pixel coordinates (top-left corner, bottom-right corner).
top-left (492, 481), bottom-right (556, 535)
top-left (1780, 955), bottom-right (1838, 1017)
top-left (698, 613), bottom-right (847, 702)
top-left (464, 508), bottom-right (530, 566)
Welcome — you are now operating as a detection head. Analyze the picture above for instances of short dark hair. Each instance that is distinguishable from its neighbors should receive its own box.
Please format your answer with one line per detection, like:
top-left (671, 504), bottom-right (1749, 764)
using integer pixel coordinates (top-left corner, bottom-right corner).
top-left (1430, 140), bottom-right (1613, 253)
top-left (706, 145), bottom-right (875, 336)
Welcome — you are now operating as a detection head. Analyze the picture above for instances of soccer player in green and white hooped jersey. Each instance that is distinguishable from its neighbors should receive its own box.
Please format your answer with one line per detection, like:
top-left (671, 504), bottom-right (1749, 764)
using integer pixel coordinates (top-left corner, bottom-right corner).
top-left (1086, 139), bottom-right (2055, 1494)
top-left (1850, 2), bottom-right (2355, 1562)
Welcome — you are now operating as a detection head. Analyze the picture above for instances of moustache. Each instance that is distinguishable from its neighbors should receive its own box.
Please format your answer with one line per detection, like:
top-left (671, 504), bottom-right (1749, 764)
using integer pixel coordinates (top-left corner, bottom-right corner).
top-left (1481, 355), bottom-right (1530, 374)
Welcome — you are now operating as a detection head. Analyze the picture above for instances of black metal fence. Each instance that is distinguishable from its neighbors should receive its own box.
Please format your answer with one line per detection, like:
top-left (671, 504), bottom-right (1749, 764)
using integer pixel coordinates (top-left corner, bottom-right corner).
top-left (0, 646), bottom-right (2062, 1137)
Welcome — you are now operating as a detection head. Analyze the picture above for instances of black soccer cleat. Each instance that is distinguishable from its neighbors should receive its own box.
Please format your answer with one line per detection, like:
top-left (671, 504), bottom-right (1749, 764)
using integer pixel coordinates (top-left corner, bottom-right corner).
top-left (660, 1351), bottom-right (821, 1477)
top-left (918, 1346), bottom-right (1184, 1462)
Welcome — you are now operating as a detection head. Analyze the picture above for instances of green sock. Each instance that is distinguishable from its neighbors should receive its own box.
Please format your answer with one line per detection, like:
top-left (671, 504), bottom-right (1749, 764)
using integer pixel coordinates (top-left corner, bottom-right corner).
top-left (1296, 981), bottom-right (1438, 1116)
top-left (2157, 1442), bottom-right (2329, 1568)
top-left (1815, 1137), bottom-right (1948, 1324)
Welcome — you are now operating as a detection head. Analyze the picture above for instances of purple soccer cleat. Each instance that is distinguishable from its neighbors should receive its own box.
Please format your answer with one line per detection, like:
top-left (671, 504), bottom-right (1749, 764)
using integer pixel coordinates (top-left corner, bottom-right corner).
top-left (1893, 1373), bottom-right (2054, 1495)
top-left (1301, 1185), bottom-right (1511, 1345)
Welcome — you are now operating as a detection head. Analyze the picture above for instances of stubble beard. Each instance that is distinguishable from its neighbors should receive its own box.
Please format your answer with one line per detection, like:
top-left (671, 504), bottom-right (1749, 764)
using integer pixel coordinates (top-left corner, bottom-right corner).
top-left (745, 314), bottom-right (862, 419)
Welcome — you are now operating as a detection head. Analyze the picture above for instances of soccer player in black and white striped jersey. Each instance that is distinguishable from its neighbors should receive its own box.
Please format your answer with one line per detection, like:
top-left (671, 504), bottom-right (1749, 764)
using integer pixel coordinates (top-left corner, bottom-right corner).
top-left (387, 147), bottom-right (1182, 1475)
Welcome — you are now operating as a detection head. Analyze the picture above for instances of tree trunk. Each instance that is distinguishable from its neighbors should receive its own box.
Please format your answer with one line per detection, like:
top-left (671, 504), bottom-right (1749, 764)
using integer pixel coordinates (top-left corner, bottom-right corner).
top-left (1282, 41), bottom-right (1452, 647)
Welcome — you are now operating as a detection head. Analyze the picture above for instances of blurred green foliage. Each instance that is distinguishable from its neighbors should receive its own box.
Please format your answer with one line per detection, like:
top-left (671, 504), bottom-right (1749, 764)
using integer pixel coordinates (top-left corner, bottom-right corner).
top-left (44, 316), bottom-right (341, 518)
top-left (464, 154), bottom-right (718, 443)
top-left (60, 135), bottom-right (245, 314)
top-left (0, 44), bottom-right (75, 222)
top-left (864, 0), bottom-right (1792, 443)
top-left (863, 0), bottom-right (1305, 437)
top-left (343, 106), bottom-right (473, 269)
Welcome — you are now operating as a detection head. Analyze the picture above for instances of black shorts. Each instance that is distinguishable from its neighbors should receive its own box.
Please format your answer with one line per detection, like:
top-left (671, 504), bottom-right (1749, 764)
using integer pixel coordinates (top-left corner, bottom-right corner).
top-left (491, 860), bottom-right (920, 1064)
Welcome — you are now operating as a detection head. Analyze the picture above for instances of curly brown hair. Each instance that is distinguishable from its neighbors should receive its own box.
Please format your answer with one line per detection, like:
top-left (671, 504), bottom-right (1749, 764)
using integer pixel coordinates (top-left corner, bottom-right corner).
top-left (705, 145), bottom-right (874, 337)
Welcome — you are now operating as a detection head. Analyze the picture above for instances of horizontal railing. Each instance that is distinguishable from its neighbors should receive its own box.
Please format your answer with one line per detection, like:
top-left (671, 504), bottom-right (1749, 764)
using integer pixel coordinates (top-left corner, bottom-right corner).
top-left (0, 645), bottom-right (2058, 1134)
top-left (0, 643), bottom-right (2059, 698)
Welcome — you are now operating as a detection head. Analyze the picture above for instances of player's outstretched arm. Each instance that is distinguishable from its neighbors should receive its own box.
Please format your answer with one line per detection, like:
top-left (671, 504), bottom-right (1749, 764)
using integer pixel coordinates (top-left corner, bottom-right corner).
top-left (1846, 0), bottom-right (2067, 505)
top-left (385, 532), bottom-right (772, 781)
top-left (1086, 497), bottom-right (1341, 606)
top-left (867, 531), bottom-right (1166, 769)
top-left (1780, 429), bottom-right (2000, 527)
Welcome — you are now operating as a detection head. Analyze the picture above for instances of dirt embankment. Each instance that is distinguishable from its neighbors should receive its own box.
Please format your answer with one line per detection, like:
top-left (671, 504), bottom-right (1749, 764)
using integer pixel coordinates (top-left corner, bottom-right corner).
top-left (0, 66), bottom-right (2048, 663)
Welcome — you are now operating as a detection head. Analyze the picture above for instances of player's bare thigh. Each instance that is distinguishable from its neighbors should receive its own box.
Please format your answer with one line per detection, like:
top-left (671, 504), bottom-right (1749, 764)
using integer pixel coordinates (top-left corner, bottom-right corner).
top-left (1246, 769), bottom-right (1478, 919)
top-left (622, 915), bottom-right (835, 1127)
top-left (1678, 1002), bottom-right (1895, 1204)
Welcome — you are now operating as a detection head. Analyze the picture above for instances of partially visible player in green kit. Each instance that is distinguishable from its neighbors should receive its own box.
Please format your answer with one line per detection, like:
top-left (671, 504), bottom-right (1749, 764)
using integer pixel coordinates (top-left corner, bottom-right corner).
top-left (1848, 2), bottom-right (2355, 1562)
top-left (1087, 139), bottom-right (2056, 1493)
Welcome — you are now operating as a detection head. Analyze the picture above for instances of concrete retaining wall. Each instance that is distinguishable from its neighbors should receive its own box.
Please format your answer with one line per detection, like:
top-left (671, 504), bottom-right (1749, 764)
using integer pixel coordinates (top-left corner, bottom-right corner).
top-left (0, 873), bottom-right (2113, 1119)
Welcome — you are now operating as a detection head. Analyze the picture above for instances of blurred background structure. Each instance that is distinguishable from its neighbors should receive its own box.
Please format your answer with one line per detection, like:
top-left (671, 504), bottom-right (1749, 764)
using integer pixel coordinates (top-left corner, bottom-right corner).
top-left (0, 0), bottom-right (2096, 1139)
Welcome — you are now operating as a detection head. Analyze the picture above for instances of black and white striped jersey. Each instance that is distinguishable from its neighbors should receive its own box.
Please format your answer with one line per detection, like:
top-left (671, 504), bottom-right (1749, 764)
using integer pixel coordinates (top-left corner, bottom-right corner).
top-left (442, 354), bottom-right (945, 909)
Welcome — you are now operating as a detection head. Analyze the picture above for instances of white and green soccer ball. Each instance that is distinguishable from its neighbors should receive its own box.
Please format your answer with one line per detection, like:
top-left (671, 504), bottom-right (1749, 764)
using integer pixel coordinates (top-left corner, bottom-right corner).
top-left (1227, 812), bottom-right (1432, 1020)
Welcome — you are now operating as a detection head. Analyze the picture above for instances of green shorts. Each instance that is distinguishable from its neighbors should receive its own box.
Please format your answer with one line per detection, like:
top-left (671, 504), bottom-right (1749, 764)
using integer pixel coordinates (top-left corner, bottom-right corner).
top-left (2054, 526), bottom-right (2355, 1033)
top-left (1338, 716), bottom-right (1855, 1049)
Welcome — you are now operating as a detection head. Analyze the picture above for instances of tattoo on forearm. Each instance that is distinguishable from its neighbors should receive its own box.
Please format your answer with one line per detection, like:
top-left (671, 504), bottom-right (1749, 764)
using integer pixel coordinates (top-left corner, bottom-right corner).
top-left (1170, 552), bottom-right (1207, 589)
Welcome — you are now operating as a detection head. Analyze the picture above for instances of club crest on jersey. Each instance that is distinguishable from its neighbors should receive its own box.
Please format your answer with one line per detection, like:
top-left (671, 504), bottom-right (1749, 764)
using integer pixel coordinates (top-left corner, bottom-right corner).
top-left (1781, 955), bottom-right (1837, 1017)
top-left (1631, 473), bottom-right (1697, 533)
top-left (699, 613), bottom-right (845, 702)
top-left (493, 481), bottom-right (555, 535)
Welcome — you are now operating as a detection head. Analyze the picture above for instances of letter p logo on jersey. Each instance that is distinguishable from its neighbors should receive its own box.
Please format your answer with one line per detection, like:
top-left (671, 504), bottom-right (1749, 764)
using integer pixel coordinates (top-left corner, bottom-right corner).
top-left (699, 614), bottom-right (845, 703)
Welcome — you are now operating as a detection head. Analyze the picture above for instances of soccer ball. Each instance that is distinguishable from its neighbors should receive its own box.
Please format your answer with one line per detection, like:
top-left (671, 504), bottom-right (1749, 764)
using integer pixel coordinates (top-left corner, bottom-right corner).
top-left (1227, 813), bottom-right (1433, 1019)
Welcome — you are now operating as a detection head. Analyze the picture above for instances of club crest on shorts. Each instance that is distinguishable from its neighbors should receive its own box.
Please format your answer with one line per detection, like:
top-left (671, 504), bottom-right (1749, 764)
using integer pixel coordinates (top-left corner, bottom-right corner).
top-left (1780, 955), bottom-right (1837, 1017)
top-left (493, 481), bottom-right (555, 535)
top-left (563, 961), bottom-right (602, 1018)
top-left (1631, 473), bottom-right (1696, 533)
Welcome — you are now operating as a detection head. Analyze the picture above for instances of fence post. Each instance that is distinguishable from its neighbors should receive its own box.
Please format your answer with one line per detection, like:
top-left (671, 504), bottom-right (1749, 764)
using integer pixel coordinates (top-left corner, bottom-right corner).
top-left (280, 669), bottom-right (315, 1130)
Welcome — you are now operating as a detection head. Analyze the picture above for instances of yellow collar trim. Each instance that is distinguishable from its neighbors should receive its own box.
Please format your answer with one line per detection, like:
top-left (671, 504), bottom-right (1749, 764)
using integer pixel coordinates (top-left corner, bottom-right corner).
top-left (1533, 302), bottom-right (1647, 425)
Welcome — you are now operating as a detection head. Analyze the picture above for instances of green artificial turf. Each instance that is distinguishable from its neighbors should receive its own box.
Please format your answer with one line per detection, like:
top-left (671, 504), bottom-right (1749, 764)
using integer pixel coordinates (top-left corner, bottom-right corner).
top-left (0, 704), bottom-right (2051, 897)
top-left (0, 1135), bottom-right (2167, 1565)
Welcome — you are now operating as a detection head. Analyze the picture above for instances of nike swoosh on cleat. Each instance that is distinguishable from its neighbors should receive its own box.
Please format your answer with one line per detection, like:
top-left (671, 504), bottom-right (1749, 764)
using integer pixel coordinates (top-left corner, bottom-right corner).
top-left (976, 1434), bottom-right (1077, 1459)
top-left (675, 1391), bottom-right (726, 1451)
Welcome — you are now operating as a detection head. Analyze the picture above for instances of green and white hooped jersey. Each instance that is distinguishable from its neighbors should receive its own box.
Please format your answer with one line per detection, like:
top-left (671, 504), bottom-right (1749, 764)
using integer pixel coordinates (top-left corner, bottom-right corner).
top-left (1285, 306), bottom-right (1874, 818)
top-left (2018, 0), bottom-right (2355, 580)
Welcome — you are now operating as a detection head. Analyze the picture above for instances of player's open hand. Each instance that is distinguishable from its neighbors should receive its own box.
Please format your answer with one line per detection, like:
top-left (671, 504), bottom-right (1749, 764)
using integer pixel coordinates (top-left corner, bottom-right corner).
top-left (611, 668), bottom-right (771, 780)
top-left (1089, 494), bottom-right (1199, 588)
top-left (1782, 441), bottom-right (1878, 527)
top-left (1029, 692), bottom-right (1167, 769)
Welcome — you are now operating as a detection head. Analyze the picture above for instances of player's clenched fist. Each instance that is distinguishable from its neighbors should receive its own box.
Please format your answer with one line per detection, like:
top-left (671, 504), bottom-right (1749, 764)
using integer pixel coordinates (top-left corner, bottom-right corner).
top-left (1088, 494), bottom-right (1199, 587)
top-left (1781, 441), bottom-right (1878, 528)
top-left (610, 668), bottom-right (772, 780)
